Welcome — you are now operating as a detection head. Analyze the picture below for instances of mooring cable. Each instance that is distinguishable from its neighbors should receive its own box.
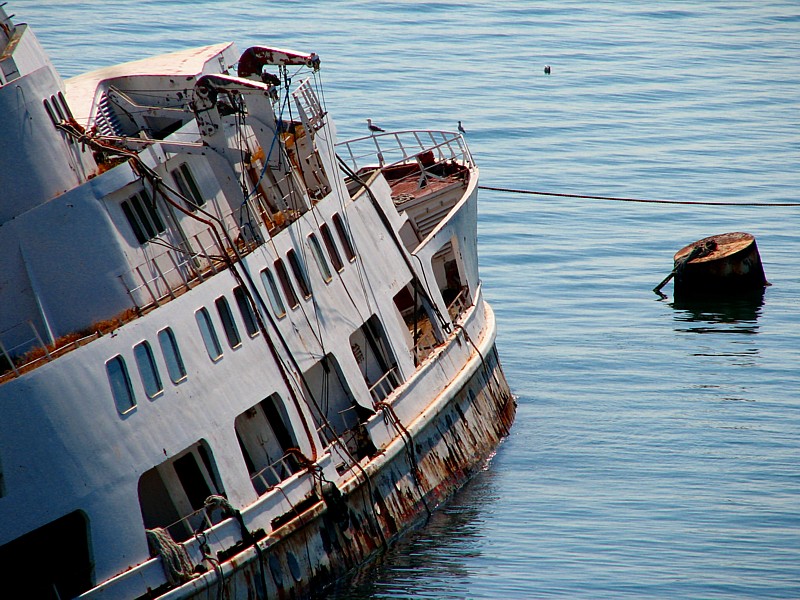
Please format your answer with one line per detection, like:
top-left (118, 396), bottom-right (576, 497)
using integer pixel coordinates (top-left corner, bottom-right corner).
top-left (478, 185), bottom-right (800, 207)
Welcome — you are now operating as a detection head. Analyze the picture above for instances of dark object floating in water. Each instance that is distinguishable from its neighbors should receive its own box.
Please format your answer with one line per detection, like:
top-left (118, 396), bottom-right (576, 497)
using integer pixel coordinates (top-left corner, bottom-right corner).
top-left (544, 65), bottom-right (551, 74)
top-left (654, 232), bottom-right (769, 298)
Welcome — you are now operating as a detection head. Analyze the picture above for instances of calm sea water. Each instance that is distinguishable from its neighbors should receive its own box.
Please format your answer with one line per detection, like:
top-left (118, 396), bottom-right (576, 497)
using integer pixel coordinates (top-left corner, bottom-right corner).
top-left (17, 1), bottom-right (800, 598)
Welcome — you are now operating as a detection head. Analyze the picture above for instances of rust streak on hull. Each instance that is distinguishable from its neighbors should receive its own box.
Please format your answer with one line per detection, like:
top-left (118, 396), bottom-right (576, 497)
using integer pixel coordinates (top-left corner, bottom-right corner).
top-left (164, 345), bottom-right (515, 600)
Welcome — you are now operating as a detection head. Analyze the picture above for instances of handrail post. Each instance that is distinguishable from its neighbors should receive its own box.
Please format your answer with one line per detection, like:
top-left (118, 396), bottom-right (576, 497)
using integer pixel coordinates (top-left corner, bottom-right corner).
top-left (0, 337), bottom-right (20, 376)
top-left (346, 143), bottom-right (358, 171)
top-left (135, 265), bottom-right (160, 306)
top-left (28, 320), bottom-right (52, 360)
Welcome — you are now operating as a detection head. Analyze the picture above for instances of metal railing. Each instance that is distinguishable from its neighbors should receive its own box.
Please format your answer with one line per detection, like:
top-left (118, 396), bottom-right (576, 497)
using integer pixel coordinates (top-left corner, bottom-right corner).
top-left (446, 287), bottom-right (472, 321)
top-left (121, 206), bottom-right (268, 311)
top-left (336, 130), bottom-right (473, 173)
top-left (250, 452), bottom-right (302, 496)
top-left (1, 219), bottom-right (255, 381)
top-left (1, 188), bottom-right (294, 381)
top-left (0, 320), bottom-right (52, 378)
top-left (122, 229), bottom-right (228, 310)
top-left (368, 366), bottom-right (402, 404)
top-left (0, 320), bottom-right (104, 382)
top-left (160, 452), bottom-right (303, 542)
top-left (163, 503), bottom-right (220, 543)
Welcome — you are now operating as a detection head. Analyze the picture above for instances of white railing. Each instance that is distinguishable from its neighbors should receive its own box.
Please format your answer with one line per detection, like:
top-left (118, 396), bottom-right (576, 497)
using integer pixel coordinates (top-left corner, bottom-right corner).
top-left (161, 452), bottom-right (303, 542)
top-left (2, 221), bottom-right (254, 382)
top-left (164, 504), bottom-right (220, 543)
top-left (368, 366), bottom-right (402, 404)
top-left (0, 320), bottom-right (52, 377)
top-left (122, 229), bottom-right (227, 309)
top-left (121, 205), bottom-right (268, 311)
top-left (336, 130), bottom-right (473, 173)
top-left (0, 320), bottom-right (103, 382)
top-left (250, 452), bottom-right (302, 496)
top-left (446, 286), bottom-right (472, 321)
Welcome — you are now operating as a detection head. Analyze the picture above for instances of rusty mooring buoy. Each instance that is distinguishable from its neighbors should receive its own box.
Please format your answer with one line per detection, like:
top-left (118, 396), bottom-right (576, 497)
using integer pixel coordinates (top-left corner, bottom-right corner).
top-left (654, 232), bottom-right (768, 298)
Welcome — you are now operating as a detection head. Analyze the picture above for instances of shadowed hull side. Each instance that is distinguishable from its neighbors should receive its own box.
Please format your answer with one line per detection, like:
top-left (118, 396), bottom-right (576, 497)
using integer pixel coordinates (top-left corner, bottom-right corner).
top-left (0, 8), bottom-right (516, 599)
top-left (156, 328), bottom-right (514, 600)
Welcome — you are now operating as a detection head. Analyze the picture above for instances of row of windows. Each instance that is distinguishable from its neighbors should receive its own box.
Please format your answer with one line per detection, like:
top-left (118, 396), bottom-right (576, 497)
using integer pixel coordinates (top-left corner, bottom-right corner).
top-left (107, 283), bottom-right (261, 413)
top-left (122, 190), bottom-right (166, 244)
top-left (106, 327), bottom-right (186, 415)
top-left (260, 214), bottom-right (356, 317)
top-left (122, 164), bottom-right (206, 245)
top-left (107, 214), bottom-right (358, 412)
top-left (121, 165), bottom-right (356, 278)
top-left (196, 285), bottom-right (261, 361)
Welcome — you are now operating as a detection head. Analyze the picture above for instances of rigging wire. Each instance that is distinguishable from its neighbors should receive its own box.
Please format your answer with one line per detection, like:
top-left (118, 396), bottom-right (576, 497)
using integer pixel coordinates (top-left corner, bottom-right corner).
top-left (375, 400), bottom-right (432, 518)
top-left (245, 85), bottom-right (290, 203)
top-left (280, 72), bottom-right (327, 347)
top-left (224, 70), bottom-right (327, 359)
top-left (56, 119), bottom-right (326, 464)
top-left (309, 71), bottom-right (373, 327)
top-left (478, 185), bottom-right (800, 207)
top-left (69, 66), bottom-right (426, 550)
top-left (231, 71), bottom-right (388, 539)
top-left (335, 155), bottom-right (451, 334)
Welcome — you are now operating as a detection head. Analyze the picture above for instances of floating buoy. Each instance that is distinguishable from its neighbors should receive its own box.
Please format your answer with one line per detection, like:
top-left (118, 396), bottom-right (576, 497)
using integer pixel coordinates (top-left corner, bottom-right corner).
top-left (544, 65), bottom-right (551, 74)
top-left (654, 232), bottom-right (769, 298)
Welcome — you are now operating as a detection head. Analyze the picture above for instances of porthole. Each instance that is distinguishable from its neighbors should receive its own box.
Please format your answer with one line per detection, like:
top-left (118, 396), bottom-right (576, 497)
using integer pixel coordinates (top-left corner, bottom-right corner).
top-left (268, 554), bottom-right (284, 588)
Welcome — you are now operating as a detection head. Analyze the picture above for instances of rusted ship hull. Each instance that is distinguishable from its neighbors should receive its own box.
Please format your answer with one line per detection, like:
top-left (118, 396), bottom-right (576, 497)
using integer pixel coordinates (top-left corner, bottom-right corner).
top-left (0, 7), bottom-right (516, 599)
top-left (155, 339), bottom-right (514, 599)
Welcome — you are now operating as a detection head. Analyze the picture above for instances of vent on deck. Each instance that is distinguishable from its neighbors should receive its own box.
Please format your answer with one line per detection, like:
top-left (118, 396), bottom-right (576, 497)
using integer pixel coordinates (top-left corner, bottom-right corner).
top-left (94, 92), bottom-right (124, 137)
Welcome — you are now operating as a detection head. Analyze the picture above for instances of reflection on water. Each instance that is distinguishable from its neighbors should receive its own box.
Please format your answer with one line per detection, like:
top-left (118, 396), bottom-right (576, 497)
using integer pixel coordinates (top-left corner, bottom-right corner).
top-left (670, 289), bottom-right (765, 370)
top-left (327, 469), bottom-right (499, 599)
top-left (670, 288), bottom-right (765, 335)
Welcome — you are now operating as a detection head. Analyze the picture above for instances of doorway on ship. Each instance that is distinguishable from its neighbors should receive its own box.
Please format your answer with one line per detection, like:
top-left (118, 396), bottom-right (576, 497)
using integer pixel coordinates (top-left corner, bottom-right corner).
top-left (138, 440), bottom-right (225, 542)
top-left (235, 392), bottom-right (302, 495)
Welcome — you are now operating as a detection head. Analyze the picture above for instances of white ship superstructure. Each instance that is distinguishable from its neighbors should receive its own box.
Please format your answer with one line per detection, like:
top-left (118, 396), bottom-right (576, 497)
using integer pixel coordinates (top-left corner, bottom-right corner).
top-left (0, 6), bottom-right (515, 599)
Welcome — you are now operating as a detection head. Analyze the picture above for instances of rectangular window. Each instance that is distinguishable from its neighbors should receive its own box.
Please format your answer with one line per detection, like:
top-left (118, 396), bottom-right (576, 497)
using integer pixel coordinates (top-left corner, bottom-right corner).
top-left (195, 307), bottom-right (223, 361)
top-left (134, 341), bottom-right (163, 399)
top-left (106, 355), bottom-right (136, 414)
top-left (274, 259), bottom-right (299, 309)
top-left (120, 201), bottom-right (146, 244)
top-left (287, 249), bottom-right (312, 298)
top-left (320, 223), bottom-right (343, 272)
top-left (260, 268), bottom-right (287, 317)
top-left (332, 213), bottom-right (356, 261)
top-left (215, 296), bottom-right (242, 348)
top-left (171, 163), bottom-right (206, 211)
top-left (122, 189), bottom-right (166, 244)
top-left (158, 327), bottom-right (187, 383)
top-left (233, 286), bottom-right (260, 337)
top-left (308, 233), bottom-right (332, 282)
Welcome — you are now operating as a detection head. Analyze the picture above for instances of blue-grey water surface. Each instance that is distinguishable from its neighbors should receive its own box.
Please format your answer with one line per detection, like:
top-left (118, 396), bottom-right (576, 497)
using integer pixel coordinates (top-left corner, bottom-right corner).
top-left (16, 1), bottom-right (800, 598)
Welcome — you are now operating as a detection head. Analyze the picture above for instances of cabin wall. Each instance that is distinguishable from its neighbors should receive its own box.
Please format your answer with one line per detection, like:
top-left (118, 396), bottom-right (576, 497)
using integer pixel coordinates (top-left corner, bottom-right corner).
top-left (0, 264), bottom-right (325, 582)
top-left (0, 66), bottom-right (96, 222)
top-left (91, 303), bottom-right (512, 600)
top-left (0, 169), bottom-right (141, 345)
